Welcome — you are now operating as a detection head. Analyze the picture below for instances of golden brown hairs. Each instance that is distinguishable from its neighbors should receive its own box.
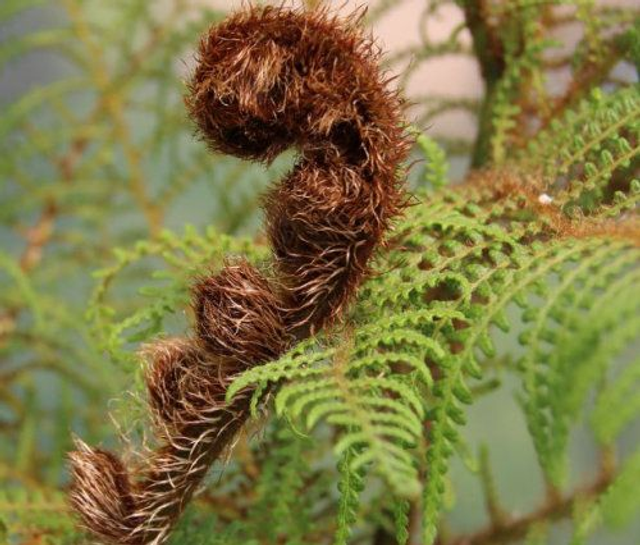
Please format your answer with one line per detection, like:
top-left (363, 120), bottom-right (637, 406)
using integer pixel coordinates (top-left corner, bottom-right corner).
top-left (68, 5), bottom-right (410, 544)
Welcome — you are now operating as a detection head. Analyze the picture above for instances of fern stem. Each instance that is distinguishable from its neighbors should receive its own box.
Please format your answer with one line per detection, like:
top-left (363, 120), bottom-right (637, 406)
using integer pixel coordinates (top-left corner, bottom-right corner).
top-left (479, 446), bottom-right (507, 527)
top-left (446, 463), bottom-right (615, 545)
top-left (460, 0), bottom-right (505, 167)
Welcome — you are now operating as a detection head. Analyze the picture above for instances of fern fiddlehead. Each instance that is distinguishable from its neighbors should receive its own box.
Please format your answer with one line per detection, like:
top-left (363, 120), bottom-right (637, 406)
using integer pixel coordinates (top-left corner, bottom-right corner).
top-left (68, 5), bottom-right (410, 544)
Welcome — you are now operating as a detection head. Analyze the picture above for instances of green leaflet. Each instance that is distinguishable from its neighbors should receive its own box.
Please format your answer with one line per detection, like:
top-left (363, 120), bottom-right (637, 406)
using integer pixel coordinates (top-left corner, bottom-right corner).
top-left (415, 131), bottom-right (450, 190)
top-left (334, 448), bottom-right (366, 545)
top-left (592, 355), bottom-right (640, 445)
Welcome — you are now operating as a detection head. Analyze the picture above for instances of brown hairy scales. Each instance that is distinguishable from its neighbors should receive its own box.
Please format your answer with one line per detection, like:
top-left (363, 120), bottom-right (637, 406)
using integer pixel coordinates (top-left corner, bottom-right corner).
top-left (68, 5), bottom-right (410, 544)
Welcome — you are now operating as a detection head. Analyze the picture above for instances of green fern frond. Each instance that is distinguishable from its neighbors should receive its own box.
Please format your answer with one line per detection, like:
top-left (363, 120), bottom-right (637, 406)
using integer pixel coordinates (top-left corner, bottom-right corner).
top-left (230, 306), bottom-right (462, 498)
top-left (415, 132), bottom-right (450, 190)
top-left (249, 425), bottom-right (315, 544)
top-left (491, 37), bottom-right (558, 165)
top-left (517, 241), bottom-right (640, 484)
top-left (518, 85), bottom-right (640, 214)
top-left (225, 171), bottom-right (638, 543)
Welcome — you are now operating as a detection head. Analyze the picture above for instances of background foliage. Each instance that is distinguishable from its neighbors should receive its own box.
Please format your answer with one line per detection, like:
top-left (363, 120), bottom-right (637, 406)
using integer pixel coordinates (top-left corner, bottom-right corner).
top-left (0, 0), bottom-right (638, 544)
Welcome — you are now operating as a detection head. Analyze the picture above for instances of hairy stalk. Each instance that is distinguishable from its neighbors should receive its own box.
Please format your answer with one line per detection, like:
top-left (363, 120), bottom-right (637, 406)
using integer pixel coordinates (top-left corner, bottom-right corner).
top-left (68, 5), bottom-right (410, 543)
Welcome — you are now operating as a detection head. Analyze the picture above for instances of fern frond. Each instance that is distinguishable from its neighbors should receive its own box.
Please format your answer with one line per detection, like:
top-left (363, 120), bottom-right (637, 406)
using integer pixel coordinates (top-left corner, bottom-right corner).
top-left (249, 425), bottom-right (315, 544)
top-left (519, 85), bottom-right (640, 213)
top-left (491, 37), bottom-right (558, 165)
top-left (229, 307), bottom-right (456, 498)
top-left (415, 132), bottom-right (450, 190)
top-left (517, 241), bottom-right (640, 484)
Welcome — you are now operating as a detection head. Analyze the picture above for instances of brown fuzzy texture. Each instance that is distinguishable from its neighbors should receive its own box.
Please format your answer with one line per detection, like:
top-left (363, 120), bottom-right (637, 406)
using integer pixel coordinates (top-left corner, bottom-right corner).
top-left (193, 260), bottom-right (288, 361)
top-left (68, 4), bottom-right (410, 544)
top-left (70, 339), bottom-right (253, 545)
top-left (187, 4), bottom-right (410, 330)
top-left (265, 160), bottom-right (391, 330)
top-left (69, 441), bottom-right (138, 542)
top-left (144, 339), bottom-right (229, 431)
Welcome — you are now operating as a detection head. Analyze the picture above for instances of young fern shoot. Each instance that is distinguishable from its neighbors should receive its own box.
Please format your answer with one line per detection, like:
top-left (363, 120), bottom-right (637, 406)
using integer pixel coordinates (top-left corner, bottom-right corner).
top-left (68, 5), bottom-right (410, 544)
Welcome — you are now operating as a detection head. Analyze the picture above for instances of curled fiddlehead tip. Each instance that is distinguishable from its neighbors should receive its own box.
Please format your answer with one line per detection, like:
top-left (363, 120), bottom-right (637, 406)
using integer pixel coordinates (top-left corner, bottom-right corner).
top-left (185, 4), bottom-right (410, 166)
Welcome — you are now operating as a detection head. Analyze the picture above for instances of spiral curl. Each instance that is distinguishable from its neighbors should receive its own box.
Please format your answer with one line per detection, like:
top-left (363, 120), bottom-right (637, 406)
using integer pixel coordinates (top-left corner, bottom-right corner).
top-left (69, 5), bottom-right (410, 544)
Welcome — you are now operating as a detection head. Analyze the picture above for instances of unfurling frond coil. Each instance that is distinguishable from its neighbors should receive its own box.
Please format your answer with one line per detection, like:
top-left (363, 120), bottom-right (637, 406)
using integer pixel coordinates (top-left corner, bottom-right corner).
top-left (68, 5), bottom-right (410, 544)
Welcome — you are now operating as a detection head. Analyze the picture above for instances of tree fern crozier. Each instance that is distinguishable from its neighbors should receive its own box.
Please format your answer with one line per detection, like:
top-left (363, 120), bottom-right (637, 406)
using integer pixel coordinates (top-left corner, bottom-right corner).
top-left (0, 1), bottom-right (638, 544)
